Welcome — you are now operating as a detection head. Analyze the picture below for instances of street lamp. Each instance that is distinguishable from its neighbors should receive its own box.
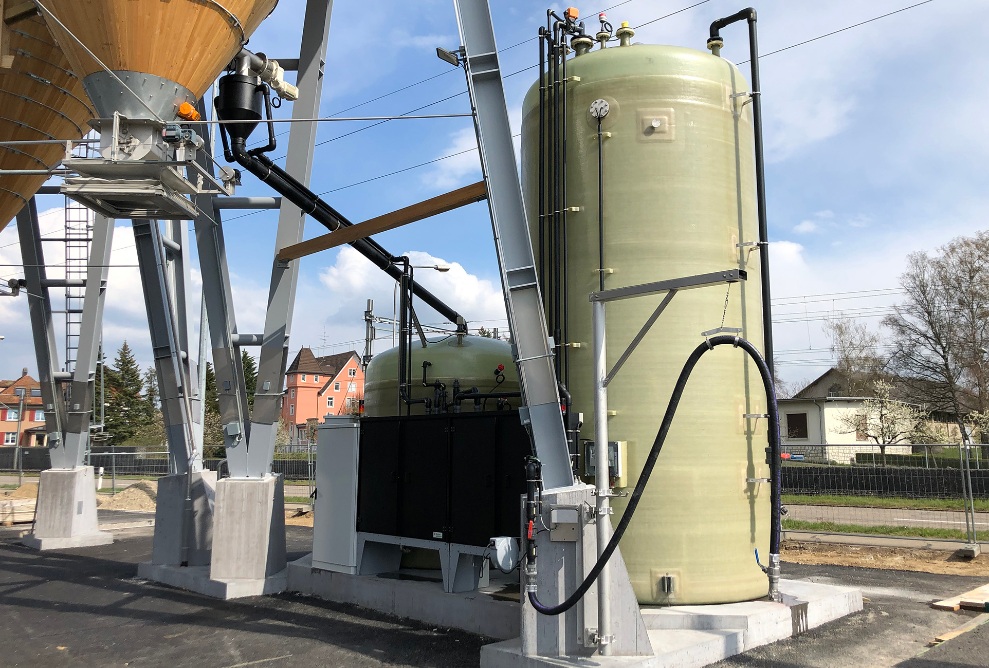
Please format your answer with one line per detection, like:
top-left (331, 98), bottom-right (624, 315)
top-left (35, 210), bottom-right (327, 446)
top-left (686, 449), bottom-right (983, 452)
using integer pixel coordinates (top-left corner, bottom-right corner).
top-left (391, 264), bottom-right (451, 347)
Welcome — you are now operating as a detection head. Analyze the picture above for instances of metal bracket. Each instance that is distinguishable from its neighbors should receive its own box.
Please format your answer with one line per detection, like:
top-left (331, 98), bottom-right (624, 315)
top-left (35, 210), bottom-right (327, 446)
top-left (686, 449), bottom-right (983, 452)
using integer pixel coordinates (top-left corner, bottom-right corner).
top-left (701, 326), bottom-right (742, 337)
top-left (746, 477), bottom-right (771, 484)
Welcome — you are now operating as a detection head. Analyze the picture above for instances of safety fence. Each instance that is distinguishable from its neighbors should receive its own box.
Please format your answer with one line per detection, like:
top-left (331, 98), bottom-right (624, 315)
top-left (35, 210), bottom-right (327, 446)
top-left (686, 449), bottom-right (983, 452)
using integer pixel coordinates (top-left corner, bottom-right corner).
top-left (2, 442), bottom-right (984, 544)
top-left (781, 443), bottom-right (984, 544)
top-left (0, 444), bottom-right (318, 494)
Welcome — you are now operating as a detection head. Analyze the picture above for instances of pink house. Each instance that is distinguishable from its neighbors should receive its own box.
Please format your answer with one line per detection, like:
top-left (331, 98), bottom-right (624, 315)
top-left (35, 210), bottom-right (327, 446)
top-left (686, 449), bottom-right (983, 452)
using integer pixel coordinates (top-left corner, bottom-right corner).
top-left (281, 348), bottom-right (364, 443)
top-left (0, 370), bottom-right (46, 447)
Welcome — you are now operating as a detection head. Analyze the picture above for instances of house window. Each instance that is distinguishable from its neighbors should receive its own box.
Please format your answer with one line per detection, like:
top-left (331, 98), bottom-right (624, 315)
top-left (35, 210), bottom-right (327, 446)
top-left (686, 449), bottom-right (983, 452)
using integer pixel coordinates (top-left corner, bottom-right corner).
top-left (786, 413), bottom-right (809, 439)
top-left (348, 382), bottom-right (356, 392)
top-left (314, 375), bottom-right (319, 382)
top-left (855, 415), bottom-right (868, 442)
top-left (334, 382), bottom-right (340, 392)
top-left (348, 368), bottom-right (357, 377)
top-left (827, 384), bottom-right (842, 398)
top-left (34, 410), bottom-right (43, 421)
top-left (346, 398), bottom-right (357, 409)
top-left (289, 404), bottom-right (295, 416)
top-left (301, 374), bottom-right (307, 382)
top-left (3, 433), bottom-right (15, 445)
top-left (327, 397), bottom-right (334, 408)
top-left (6, 409), bottom-right (18, 421)
top-left (290, 389), bottom-right (295, 399)
top-left (30, 389), bottom-right (41, 397)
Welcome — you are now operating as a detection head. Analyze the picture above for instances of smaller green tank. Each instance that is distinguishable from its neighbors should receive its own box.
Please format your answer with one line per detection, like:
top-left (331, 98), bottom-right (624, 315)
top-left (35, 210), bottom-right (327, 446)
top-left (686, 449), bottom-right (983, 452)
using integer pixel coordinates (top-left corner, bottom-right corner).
top-left (363, 335), bottom-right (520, 417)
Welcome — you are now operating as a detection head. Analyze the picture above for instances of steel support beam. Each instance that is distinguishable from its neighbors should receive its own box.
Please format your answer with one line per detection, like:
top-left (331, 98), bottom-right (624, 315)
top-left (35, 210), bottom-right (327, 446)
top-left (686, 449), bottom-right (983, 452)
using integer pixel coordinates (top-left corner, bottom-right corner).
top-left (132, 218), bottom-right (198, 474)
top-left (61, 214), bottom-right (114, 466)
top-left (454, 0), bottom-right (574, 490)
top-left (237, 0), bottom-right (332, 478)
top-left (16, 198), bottom-right (66, 458)
top-left (193, 100), bottom-right (252, 455)
top-left (166, 219), bottom-right (203, 466)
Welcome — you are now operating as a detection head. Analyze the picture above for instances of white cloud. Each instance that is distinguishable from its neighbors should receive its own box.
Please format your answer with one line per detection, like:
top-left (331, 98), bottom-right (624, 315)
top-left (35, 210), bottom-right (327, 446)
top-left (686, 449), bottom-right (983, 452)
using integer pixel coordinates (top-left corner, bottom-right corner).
top-left (793, 220), bottom-right (818, 234)
top-left (421, 127), bottom-right (481, 191)
top-left (301, 245), bottom-right (506, 358)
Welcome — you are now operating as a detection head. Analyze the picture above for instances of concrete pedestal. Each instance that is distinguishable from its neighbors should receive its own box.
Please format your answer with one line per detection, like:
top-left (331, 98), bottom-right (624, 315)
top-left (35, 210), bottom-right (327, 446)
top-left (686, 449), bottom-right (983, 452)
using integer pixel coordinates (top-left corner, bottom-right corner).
top-left (149, 471), bottom-right (216, 567)
top-left (138, 474), bottom-right (286, 599)
top-left (22, 467), bottom-right (113, 550)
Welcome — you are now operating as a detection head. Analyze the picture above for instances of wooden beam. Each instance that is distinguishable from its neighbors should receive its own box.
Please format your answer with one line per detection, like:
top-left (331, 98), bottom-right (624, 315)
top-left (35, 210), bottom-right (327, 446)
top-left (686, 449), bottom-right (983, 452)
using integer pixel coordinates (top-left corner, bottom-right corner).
top-left (4, 1), bottom-right (37, 24)
top-left (277, 180), bottom-right (488, 261)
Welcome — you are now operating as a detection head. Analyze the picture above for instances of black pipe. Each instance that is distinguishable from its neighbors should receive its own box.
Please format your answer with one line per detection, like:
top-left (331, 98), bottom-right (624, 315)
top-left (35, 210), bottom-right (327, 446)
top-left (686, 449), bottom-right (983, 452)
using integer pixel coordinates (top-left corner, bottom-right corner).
top-left (707, 9), bottom-right (775, 380)
top-left (596, 116), bottom-right (606, 292)
top-left (527, 335), bottom-right (782, 615)
top-left (550, 25), bottom-right (562, 380)
top-left (560, 26), bottom-right (570, 393)
top-left (224, 140), bottom-right (467, 332)
top-left (453, 390), bottom-right (522, 403)
top-left (537, 28), bottom-right (547, 312)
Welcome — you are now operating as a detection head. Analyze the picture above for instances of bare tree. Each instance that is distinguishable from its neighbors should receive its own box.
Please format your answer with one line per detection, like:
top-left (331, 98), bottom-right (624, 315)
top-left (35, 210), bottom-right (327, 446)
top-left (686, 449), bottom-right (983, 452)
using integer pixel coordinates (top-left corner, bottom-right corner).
top-left (883, 232), bottom-right (989, 455)
top-left (823, 316), bottom-right (886, 394)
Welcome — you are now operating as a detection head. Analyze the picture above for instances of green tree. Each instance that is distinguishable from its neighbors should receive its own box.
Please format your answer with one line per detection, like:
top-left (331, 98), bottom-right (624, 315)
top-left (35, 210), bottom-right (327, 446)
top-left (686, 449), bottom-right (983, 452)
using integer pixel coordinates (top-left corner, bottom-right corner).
top-left (104, 341), bottom-right (152, 444)
top-left (143, 365), bottom-right (159, 410)
top-left (204, 362), bottom-right (219, 414)
top-left (242, 350), bottom-right (258, 411)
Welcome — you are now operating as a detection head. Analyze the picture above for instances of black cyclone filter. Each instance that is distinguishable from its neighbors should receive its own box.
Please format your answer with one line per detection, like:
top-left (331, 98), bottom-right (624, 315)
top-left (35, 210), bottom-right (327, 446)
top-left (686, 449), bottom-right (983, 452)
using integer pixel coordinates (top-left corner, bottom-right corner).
top-left (214, 74), bottom-right (264, 145)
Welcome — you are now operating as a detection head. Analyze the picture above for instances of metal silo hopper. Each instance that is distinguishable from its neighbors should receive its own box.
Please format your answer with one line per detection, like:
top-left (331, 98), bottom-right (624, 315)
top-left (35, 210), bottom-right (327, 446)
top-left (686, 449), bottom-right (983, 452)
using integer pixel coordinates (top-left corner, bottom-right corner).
top-left (34, 0), bottom-right (283, 218)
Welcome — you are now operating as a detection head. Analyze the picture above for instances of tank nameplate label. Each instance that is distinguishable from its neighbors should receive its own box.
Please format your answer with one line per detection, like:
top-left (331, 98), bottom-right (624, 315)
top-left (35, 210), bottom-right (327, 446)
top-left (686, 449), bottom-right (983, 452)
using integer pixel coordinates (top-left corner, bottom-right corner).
top-left (638, 108), bottom-right (675, 142)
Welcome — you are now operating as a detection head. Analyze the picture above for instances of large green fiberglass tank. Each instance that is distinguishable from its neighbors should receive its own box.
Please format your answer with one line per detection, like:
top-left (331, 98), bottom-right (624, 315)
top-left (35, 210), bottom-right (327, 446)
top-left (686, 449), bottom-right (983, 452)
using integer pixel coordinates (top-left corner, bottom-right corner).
top-left (363, 335), bottom-right (520, 417)
top-left (521, 40), bottom-right (770, 605)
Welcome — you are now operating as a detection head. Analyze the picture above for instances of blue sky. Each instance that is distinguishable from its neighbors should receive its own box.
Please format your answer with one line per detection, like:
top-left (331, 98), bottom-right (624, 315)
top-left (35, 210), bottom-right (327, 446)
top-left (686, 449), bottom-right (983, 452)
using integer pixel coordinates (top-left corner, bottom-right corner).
top-left (0, 0), bottom-right (986, 393)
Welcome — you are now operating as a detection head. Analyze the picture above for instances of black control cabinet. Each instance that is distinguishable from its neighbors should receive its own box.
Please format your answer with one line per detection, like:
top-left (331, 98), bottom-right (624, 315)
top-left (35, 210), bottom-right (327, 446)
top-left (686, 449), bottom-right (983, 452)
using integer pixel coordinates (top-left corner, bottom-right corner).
top-left (356, 411), bottom-right (532, 547)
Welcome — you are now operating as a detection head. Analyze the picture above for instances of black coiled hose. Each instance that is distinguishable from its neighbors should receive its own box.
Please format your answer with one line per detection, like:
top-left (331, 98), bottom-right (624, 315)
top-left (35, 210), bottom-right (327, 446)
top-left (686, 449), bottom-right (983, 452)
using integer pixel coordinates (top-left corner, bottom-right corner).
top-left (528, 335), bottom-right (782, 615)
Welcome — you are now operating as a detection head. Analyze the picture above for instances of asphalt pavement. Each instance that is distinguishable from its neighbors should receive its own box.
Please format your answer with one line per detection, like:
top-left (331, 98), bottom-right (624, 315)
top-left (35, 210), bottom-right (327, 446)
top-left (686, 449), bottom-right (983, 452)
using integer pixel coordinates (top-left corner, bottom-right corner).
top-left (0, 527), bottom-right (484, 667)
top-left (2, 525), bottom-right (988, 667)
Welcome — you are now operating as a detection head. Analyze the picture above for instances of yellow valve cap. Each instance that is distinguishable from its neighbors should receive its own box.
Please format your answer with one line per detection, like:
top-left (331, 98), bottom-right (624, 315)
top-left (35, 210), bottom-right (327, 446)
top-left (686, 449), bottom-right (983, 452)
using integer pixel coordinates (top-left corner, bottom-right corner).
top-left (621, 21), bottom-right (629, 28)
top-left (177, 102), bottom-right (201, 122)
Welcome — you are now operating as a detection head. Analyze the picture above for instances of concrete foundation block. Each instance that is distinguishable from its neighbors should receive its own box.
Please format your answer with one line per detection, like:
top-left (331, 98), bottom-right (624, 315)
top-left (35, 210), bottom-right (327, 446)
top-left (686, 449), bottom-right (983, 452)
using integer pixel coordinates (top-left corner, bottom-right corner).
top-left (151, 471), bottom-right (216, 567)
top-left (287, 554), bottom-right (519, 639)
top-left (481, 580), bottom-right (863, 668)
top-left (22, 467), bottom-right (112, 550)
top-left (209, 475), bottom-right (286, 581)
top-left (137, 562), bottom-right (288, 600)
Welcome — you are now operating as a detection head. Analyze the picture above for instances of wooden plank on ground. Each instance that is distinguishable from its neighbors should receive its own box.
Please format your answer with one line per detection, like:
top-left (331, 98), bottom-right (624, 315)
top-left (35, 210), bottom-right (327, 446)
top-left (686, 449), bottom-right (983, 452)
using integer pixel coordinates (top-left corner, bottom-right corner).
top-left (932, 584), bottom-right (989, 611)
top-left (276, 180), bottom-right (487, 261)
top-left (933, 614), bottom-right (989, 644)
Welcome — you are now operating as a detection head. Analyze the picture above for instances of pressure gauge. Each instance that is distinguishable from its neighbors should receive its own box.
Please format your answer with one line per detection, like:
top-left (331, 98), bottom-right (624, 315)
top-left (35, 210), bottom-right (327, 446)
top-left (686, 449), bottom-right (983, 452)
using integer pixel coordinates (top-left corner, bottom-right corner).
top-left (589, 98), bottom-right (610, 119)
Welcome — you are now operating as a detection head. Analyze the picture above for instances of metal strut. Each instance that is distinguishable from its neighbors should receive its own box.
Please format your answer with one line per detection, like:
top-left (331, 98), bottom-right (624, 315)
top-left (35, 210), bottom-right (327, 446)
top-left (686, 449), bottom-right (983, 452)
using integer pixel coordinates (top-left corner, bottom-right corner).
top-left (453, 0), bottom-right (574, 490)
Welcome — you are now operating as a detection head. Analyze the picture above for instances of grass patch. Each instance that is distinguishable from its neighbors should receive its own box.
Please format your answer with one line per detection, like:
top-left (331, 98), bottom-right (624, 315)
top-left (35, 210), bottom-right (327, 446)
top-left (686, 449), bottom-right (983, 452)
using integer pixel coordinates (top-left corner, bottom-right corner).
top-left (1, 484), bottom-right (18, 490)
top-left (783, 518), bottom-right (967, 541)
top-left (783, 493), bottom-right (989, 512)
top-left (284, 496), bottom-right (312, 504)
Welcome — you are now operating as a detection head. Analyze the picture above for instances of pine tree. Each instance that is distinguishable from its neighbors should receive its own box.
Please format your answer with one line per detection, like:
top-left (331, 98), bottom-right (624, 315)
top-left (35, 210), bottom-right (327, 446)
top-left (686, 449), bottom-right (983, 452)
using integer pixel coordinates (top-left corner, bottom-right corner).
top-left (104, 341), bottom-right (151, 444)
top-left (143, 365), bottom-right (159, 410)
top-left (242, 350), bottom-right (258, 411)
top-left (204, 362), bottom-right (219, 414)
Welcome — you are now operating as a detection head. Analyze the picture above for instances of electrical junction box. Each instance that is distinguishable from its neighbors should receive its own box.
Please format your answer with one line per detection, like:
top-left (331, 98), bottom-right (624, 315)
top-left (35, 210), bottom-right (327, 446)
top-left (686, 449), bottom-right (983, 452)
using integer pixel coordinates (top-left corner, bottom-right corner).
top-left (583, 440), bottom-right (627, 488)
top-left (549, 506), bottom-right (580, 542)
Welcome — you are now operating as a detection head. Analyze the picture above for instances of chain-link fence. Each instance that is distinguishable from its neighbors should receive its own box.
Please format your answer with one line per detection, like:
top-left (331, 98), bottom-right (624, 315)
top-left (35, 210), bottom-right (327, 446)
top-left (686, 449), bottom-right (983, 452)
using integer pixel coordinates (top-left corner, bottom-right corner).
top-left (5, 440), bottom-right (984, 545)
top-left (0, 444), bottom-right (318, 498)
top-left (782, 443), bottom-right (984, 544)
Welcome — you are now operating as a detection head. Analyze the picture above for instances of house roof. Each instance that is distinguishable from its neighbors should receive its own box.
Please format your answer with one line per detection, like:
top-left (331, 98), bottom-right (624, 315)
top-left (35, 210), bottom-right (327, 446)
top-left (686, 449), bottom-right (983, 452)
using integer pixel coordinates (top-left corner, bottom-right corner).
top-left (0, 371), bottom-right (43, 409)
top-left (286, 348), bottom-right (357, 377)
